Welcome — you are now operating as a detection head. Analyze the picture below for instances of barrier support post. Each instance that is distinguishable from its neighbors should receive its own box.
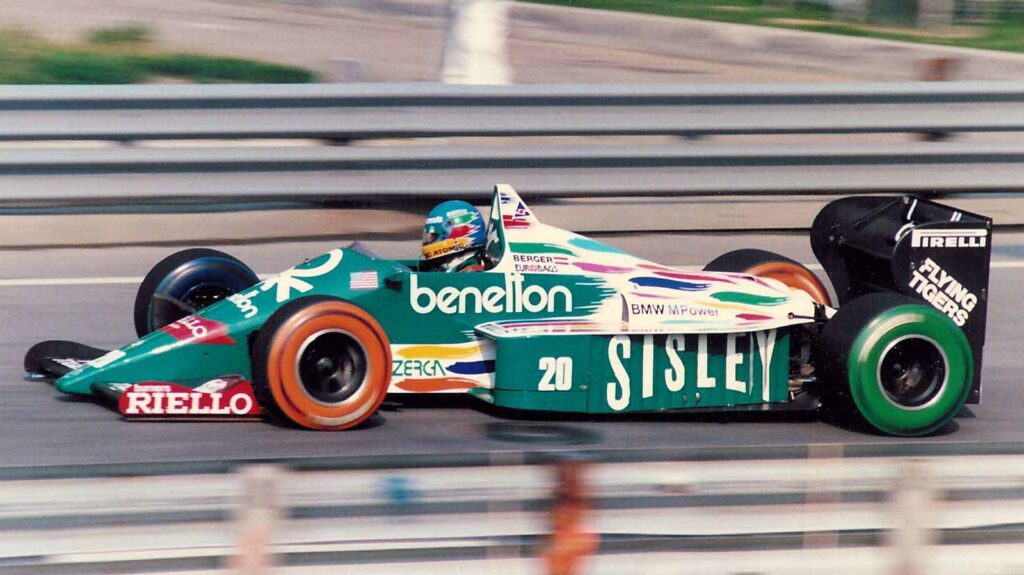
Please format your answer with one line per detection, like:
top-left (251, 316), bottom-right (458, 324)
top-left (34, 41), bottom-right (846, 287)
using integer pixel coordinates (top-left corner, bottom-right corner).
top-left (887, 459), bottom-right (937, 575)
top-left (231, 465), bottom-right (283, 575)
top-left (543, 458), bottom-right (598, 575)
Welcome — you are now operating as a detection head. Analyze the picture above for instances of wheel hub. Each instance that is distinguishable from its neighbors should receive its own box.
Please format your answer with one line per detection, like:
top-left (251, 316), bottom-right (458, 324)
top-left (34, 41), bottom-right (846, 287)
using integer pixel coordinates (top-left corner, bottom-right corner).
top-left (297, 330), bottom-right (367, 405)
top-left (183, 285), bottom-right (232, 310)
top-left (879, 336), bottom-right (947, 409)
top-left (152, 284), bottom-right (233, 330)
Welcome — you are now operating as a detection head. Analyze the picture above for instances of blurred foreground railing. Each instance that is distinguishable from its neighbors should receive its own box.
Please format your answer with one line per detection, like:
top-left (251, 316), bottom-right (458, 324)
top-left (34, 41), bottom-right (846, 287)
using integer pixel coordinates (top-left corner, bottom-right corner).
top-left (3, 454), bottom-right (1024, 574)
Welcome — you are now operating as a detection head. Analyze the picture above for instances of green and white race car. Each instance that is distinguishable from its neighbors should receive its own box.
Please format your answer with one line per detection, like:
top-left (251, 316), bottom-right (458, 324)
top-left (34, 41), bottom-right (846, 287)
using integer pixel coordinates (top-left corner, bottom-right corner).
top-left (25, 185), bottom-right (992, 436)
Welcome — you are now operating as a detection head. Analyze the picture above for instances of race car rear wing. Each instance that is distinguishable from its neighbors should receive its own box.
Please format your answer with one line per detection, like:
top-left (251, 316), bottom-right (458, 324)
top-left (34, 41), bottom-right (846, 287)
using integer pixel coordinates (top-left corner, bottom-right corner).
top-left (810, 196), bottom-right (992, 403)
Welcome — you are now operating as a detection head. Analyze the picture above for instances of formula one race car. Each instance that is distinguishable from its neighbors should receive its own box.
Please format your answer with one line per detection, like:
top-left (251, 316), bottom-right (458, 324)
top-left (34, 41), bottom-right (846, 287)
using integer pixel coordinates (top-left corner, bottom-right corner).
top-left (25, 185), bottom-right (992, 436)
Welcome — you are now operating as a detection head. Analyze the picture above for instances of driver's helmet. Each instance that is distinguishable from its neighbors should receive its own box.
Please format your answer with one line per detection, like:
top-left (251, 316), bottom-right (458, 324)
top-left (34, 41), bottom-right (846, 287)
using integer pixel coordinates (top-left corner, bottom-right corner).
top-left (421, 200), bottom-right (486, 269)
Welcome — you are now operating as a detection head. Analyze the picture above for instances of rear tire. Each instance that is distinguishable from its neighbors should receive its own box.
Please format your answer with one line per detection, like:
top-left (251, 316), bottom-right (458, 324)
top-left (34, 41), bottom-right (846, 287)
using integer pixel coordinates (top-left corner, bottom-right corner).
top-left (704, 248), bottom-right (831, 306)
top-left (251, 296), bottom-right (391, 431)
top-left (134, 248), bottom-right (258, 337)
top-left (818, 293), bottom-right (972, 436)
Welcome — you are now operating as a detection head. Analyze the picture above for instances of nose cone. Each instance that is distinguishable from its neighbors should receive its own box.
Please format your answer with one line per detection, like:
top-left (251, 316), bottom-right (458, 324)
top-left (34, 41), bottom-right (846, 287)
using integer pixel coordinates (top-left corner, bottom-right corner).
top-left (55, 313), bottom-right (255, 396)
top-left (56, 348), bottom-right (132, 395)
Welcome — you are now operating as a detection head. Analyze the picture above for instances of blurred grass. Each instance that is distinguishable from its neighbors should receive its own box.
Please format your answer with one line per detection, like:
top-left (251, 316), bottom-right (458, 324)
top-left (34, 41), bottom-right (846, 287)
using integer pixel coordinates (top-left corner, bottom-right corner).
top-left (0, 26), bottom-right (317, 84)
top-left (519, 0), bottom-right (1024, 54)
top-left (88, 24), bottom-right (151, 45)
top-left (132, 54), bottom-right (316, 83)
top-left (518, 0), bottom-right (832, 26)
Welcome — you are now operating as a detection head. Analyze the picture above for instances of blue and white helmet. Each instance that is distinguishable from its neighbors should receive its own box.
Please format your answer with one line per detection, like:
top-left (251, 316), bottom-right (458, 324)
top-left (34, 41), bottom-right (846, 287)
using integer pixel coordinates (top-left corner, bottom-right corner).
top-left (421, 200), bottom-right (485, 266)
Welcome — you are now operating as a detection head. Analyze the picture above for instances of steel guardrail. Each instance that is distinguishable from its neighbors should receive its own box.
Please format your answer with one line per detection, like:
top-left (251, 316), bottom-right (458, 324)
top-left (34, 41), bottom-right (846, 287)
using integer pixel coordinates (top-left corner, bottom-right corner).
top-left (3, 141), bottom-right (1024, 208)
top-left (1, 82), bottom-right (1024, 141)
top-left (2, 82), bottom-right (1024, 228)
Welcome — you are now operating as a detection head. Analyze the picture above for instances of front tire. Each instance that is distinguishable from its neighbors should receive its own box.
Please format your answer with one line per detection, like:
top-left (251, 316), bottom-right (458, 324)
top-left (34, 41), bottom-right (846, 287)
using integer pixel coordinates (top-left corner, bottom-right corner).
top-left (134, 248), bottom-right (258, 337)
top-left (251, 296), bottom-right (391, 431)
top-left (818, 293), bottom-right (972, 436)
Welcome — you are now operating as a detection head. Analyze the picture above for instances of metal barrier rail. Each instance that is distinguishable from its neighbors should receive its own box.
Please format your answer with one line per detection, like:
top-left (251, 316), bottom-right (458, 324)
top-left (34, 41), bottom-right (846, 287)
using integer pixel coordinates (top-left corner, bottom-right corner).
top-left (2, 455), bottom-right (1024, 574)
top-left (2, 82), bottom-right (1023, 228)
top-left (1, 82), bottom-right (1024, 141)
top-left (3, 141), bottom-right (1024, 208)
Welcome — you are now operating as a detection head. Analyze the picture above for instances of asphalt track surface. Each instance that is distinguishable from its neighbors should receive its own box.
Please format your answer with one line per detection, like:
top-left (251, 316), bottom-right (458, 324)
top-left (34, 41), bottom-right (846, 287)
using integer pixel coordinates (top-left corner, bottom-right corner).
top-left (2, 231), bottom-right (1023, 469)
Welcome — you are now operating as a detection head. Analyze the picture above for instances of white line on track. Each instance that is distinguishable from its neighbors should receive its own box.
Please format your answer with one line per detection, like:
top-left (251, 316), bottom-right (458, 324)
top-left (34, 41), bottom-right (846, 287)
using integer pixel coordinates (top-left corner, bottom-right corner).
top-left (0, 262), bottom-right (1022, 287)
top-left (0, 273), bottom-right (275, 287)
top-left (0, 276), bottom-right (143, 287)
top-left (801, 261), bottom-right (1024, 271)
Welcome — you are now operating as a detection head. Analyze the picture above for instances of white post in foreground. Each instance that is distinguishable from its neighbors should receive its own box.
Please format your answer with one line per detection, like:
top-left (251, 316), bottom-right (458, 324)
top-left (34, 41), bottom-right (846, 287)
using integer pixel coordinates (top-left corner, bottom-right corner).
top-left (442, 0), bottom-right (511, 84)
top-left (887, 459), bottom-right (938, 575)
top-left (231, 465), bottom-right (283, 575)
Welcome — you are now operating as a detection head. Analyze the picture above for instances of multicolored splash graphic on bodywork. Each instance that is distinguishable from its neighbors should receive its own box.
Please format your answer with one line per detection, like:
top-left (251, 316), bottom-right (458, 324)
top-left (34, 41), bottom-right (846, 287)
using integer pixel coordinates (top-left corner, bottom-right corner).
top-left (389, 342), bottom-right (495, 393)
top-left (483, 185), bottom-right (818, 337)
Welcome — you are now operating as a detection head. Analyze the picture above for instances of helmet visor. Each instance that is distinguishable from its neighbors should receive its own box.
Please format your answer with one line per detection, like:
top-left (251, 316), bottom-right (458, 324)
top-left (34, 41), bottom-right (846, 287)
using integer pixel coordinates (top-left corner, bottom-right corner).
top-left (422, 237), bottom-right (472, 260)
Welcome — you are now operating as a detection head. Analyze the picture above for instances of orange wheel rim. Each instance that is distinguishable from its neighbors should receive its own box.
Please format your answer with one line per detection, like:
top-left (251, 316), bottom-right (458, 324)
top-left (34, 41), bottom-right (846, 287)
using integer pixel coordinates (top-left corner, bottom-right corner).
top-left (747, 262), bottom-right (831, 306)
top-left (266, 301), bottom-right (390, 430)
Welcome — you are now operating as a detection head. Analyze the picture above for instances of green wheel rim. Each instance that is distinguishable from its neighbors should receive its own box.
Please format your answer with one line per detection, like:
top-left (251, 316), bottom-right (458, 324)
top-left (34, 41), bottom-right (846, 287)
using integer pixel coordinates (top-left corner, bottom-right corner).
top-left (847, 305), bottom-right (973, 436)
